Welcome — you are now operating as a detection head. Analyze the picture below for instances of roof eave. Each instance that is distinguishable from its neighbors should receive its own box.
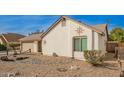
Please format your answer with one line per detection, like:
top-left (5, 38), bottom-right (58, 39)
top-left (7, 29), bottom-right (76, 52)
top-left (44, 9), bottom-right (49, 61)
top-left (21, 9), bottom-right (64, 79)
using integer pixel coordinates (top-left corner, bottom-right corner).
top-left (41, 16), bottom-right (104, 38)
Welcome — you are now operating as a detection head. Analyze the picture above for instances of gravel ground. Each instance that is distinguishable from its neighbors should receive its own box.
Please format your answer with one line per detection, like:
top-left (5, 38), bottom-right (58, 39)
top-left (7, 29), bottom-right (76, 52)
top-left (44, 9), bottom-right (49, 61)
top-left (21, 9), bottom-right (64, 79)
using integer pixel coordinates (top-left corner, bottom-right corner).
top-left (0, 53), bottom-right (121, 77)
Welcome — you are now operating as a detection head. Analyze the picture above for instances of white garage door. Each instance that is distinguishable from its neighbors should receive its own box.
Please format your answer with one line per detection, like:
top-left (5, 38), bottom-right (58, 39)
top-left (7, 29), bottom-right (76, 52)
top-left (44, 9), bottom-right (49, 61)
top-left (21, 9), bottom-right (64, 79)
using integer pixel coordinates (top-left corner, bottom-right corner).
top-left (22, 42), bottom-right (34, 52)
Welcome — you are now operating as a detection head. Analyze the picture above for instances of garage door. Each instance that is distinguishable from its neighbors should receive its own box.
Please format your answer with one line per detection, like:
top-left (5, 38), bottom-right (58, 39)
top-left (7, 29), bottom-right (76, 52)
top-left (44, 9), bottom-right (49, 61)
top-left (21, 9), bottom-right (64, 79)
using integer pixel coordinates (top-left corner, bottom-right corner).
top-left (22, 43), bottom-right (34, 52)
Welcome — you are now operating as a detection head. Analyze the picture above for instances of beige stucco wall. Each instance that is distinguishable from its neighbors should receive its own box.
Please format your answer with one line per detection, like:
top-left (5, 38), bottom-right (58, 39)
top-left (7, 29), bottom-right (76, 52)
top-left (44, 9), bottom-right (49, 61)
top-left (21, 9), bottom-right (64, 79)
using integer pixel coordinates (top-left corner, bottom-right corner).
top-left (34, 41), bottom-right (38, 52)
top-left (94, 31), bottom-right (99, 50)
top-left (21, 41), bottom-right (38, 53)
top-left (42, 19), bottom-right (106, 60)
top-left (94, 32), bottom-right (106, 55)
top-left (98, 34), bottom-right (106, 55)
top-left (42, 20), bottom-right (70, 57)
top-left (68, 20), bottom-right (94, 60)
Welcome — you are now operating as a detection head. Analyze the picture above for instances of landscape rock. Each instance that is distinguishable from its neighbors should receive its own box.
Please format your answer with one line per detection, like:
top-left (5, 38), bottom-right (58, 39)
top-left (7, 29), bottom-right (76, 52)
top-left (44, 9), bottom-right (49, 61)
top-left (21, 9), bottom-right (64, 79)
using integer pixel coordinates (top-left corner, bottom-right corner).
top-left (16, 57), bottom-right (29, 60)
top-left (69, 65), bottom-right (80, 70)
top-left (0, 56), bottom-right (14, 61)
top-left (57, 67), bottom-right (68, 72)
top-left (53, 53), bottom-right (58, 57)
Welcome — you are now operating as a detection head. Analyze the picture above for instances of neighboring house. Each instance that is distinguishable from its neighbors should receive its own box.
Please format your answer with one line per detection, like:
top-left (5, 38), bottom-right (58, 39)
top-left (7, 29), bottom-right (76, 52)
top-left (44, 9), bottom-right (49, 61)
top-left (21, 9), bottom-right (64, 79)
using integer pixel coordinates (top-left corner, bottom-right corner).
top-left (41, 16), bottom-right (108, 60)
top-left (20, 33), bottom-right (43, 53)
top-left (0, 33), bottom-right (25, 45)
top-left (0, 35), bottom-right (6, 44)
top-left (92, 24), bottom-right (108, 41)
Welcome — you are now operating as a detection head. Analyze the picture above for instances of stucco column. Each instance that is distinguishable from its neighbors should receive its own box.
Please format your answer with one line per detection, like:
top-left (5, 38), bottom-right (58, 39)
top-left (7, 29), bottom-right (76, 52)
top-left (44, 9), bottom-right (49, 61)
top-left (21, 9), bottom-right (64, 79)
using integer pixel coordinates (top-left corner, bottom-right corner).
top-left (34, 41), bottom-right (38, 52)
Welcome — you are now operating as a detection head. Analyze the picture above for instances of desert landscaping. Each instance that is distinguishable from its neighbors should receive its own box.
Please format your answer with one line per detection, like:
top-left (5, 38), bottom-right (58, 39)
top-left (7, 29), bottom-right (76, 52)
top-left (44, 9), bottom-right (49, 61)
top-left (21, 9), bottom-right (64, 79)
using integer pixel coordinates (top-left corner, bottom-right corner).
top-left (0, 52), bottom-right (121, 77)
top-left (0, 15), bottom-right (124, 77)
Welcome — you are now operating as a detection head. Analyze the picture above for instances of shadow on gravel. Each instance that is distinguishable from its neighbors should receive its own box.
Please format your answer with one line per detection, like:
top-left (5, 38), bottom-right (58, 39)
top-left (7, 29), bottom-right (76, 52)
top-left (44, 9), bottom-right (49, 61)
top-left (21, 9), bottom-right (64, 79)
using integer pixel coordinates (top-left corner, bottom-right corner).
top-left (95, 63), bottom-right (118, 70)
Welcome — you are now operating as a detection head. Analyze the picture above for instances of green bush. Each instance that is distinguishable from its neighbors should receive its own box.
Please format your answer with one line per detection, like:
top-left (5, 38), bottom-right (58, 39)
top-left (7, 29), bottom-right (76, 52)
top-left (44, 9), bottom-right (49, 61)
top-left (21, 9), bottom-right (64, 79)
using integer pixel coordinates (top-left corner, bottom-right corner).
top-left (0, 44), bottom-right (6, 51)
top-left (84, 50), bottom-right (104, 66)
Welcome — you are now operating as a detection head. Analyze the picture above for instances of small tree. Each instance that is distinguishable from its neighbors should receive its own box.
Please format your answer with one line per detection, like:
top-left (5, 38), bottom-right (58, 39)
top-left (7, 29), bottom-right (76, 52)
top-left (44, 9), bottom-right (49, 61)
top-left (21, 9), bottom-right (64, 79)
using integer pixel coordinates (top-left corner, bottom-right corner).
top-left (109, 28), bottom-right (124, 42)
top-left (0, 43), bottom-right (6, 51)
top-left (84, 50), bottom-right (104, 66)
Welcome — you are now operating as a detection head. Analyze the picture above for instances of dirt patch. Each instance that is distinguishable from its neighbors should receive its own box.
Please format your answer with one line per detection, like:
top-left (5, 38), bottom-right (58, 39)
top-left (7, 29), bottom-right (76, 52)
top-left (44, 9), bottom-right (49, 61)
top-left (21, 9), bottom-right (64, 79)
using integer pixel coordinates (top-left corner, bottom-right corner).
top-left (0, 53), bottom-right (121, 77)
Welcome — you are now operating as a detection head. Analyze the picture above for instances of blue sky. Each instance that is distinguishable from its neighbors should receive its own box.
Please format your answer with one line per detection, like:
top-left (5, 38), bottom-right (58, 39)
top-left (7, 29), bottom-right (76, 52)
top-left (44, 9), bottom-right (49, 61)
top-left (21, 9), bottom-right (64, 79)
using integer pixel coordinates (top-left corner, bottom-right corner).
top-left (0, 15), bottom-right (124, 35)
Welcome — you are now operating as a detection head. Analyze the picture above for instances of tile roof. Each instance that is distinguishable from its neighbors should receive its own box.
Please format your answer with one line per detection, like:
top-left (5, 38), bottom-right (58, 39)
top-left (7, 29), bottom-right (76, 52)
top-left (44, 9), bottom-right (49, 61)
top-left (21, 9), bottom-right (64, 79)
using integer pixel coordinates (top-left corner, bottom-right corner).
top-left (20, 33), bottom-right (43, 42)
top-left (92, 24), bottom-right (107, 32)
top-left (2, 33), bottom-right (25, 42)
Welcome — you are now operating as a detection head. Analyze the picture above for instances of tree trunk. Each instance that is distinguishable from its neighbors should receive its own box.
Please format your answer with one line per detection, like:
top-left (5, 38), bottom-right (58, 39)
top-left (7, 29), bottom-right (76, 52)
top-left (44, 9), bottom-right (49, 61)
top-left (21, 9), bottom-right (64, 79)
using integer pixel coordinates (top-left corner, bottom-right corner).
top-left (6, 47), bottom-right (8, 55)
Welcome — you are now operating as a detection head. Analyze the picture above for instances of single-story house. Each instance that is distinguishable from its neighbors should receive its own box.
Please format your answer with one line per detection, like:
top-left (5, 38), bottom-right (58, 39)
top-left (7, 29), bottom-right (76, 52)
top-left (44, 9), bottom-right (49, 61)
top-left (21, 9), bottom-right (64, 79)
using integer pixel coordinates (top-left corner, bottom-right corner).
top-left (20, 33), bottom-right (43, 53)
top-left (0, 33), bottom-right (25, 45)
top-left (41, 16), bottom-right (108, 60)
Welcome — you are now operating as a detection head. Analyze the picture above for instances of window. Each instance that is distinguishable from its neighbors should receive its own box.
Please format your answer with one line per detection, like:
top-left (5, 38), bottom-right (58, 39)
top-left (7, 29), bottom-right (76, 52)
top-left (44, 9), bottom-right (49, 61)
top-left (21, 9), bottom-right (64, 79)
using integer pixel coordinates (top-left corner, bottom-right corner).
top-left (74, 37), bottom-right (87, 51)
top-left (74, 38), bottom-right (81, 51)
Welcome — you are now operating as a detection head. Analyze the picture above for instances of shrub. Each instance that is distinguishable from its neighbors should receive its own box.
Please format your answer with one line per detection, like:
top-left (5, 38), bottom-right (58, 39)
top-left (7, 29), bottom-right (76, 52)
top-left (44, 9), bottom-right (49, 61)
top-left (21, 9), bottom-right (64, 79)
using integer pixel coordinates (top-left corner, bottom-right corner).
top-left (84, 50), bottom-right (104, 66)
top-left (0, 44), bottom-right (6, 51)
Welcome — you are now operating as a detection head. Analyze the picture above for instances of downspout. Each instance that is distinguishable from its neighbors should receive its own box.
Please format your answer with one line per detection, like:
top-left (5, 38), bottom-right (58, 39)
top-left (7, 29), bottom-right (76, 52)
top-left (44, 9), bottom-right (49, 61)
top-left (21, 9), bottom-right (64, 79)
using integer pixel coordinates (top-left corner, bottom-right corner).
top-left (40, 36), bottom-right (43, 55)
top-left (106, 24), bottom-right (109, 41)
top-left (92, 30), bottom-right (94, 50)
